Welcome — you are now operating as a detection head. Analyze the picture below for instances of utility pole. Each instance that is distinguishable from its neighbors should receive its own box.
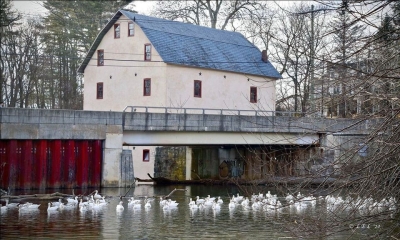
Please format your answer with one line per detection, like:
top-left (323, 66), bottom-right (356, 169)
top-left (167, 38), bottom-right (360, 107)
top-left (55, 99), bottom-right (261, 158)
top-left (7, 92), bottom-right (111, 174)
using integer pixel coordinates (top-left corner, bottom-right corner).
top-left (310, 5), bottom-right (315, 113)
top-left (296, 5), bottom-right (333, 115)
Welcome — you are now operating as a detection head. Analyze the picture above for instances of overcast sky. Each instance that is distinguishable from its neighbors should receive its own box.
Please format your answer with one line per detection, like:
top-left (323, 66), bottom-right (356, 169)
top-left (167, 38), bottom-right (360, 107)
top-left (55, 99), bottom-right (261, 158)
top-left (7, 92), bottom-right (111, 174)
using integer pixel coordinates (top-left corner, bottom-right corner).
top-left (11, 0), bottom-right (155, 16)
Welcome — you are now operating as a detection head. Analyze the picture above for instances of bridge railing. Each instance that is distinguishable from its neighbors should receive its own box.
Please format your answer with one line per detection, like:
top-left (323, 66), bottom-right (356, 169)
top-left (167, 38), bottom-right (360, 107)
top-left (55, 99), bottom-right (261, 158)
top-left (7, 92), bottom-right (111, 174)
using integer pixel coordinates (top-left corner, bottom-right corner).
top-left (123, 106), bottom-right (320, 117)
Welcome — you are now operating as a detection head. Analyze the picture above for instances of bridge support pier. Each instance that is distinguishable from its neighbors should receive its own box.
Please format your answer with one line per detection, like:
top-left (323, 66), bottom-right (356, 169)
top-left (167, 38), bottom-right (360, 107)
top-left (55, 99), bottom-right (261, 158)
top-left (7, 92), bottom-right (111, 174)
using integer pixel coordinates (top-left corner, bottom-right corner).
top-left (103, 126), bottom-right (124, 187)
top-left (185, 147), bottom-right (192, 180)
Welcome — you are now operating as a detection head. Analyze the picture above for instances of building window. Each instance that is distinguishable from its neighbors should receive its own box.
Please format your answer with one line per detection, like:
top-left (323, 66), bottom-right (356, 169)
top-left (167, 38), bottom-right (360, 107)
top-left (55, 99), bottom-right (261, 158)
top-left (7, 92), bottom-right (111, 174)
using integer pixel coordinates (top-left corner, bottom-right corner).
top-left (143, 149), bottom-right (150, 162)
top-left (194, 80), bottom-right (202, 98)
top-left (128, 22), bottom-right (134, 36)
top-left (97, 50), bottom-right (104, 66)
top-left (114, 24), bottom-right (120, 38)
top-left (144, 44), bottom-right (151, 61)
top-left (144, 78), bottom-right (151, 96)
top-left (250, 87), bottom-right (257, 103)
top-left (97, 82), bottom-right (103, 99)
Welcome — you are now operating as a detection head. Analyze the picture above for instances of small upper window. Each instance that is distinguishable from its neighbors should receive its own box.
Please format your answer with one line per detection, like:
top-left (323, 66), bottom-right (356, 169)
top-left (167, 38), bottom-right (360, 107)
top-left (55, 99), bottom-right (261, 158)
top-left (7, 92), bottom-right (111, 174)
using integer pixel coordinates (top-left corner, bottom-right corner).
top-left (128, 22), bottom-right (134, 36)
top-left (143, 149), bottom-right (150, 162)
top-left (194, 80), bottom-right (202, 98)
top-left (144, 44), bottom-right (151, 61)
top-left (250, 87), bottom-right (257, 103)
top-left (97, 50), bottom-right (104, 66)
top-left (97, 82), bottom-right (103, 99)
top-left (114, 24), bottom-right (120, 38)
top-left (144, 78), bottom-right (151, 96)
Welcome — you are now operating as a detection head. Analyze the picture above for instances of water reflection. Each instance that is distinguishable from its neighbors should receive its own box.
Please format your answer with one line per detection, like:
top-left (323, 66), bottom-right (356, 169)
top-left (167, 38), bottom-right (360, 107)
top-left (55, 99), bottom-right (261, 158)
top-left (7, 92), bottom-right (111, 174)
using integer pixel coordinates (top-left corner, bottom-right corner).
top-left (1, 185), bottom-right (397, 239)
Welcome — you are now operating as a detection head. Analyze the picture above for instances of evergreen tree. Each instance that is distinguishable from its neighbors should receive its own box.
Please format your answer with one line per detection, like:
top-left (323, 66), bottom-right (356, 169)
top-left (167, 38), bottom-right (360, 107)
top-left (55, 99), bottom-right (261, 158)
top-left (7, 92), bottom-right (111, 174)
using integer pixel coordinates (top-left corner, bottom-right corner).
top-left (41, 0), bottom-right (126, 109)
top-left (328, 0), bottom-right (366, 117)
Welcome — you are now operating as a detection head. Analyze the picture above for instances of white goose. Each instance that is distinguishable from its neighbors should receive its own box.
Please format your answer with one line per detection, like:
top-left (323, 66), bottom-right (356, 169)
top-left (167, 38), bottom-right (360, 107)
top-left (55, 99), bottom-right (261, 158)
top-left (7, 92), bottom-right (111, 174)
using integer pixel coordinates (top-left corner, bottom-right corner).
top-left (232, 194), bottom-right (243, 204)
top-left (79, 203), bottom-right (88, 212)
top-left (79, 199), bottom-right (88, 208)
top-left (50, 199), bottom-right (62, 207)
top-left (19, 202), bottom-right (40, 211)
top-left (98, 196), bottom-right (107, 204)
top-left (162, 203), bottom-right (170, 211)
top-left (1, 205), bottom-right (7, 213)
top-left (97, 199), bottom-right (108, 208)
top-left (159, 197), bottom-right (168, 207)
top-left (285, 194), bottom-right (294, 203)
top-left (188, 198), bottom-right (196, 207)
top-left (206, 195), bottom-right (216, 202)
top-left (195, 196), bottom-right (205, 205)
top-left (190, 202), bottom-right (199, 210)
top-left (167, 199), bottom-right (179, 208)
top-left (5, 199), bottom-right (19, 209)
top-left (228, 200), bottom-right (236, 209)
top-left (67, 196), bottom-right (78, 205)
top-left (129, 197), bottom-right (141, 205)
top-left (47, 202), bottom-right (59, 212)
top-left (212, 202), bottom-right (221, 211)
top-left (94, 190), bottom-right (102, 200)
top-left (144, 199), bottom-right (151, 208)
top-left (217, 197), bottom-right (223, 205)
top-left (251, 200), bottom-right (261, 210)
top-left (132, 202), bottom-right (142, 209)
top-left (241, 197), bottom-right (250, 208)
top-left (265, 191), bottom-right (272, 199)
top-left (90, 200), bottom-right (103, 211)
top-left (116, 201), bottom-right (124, 211)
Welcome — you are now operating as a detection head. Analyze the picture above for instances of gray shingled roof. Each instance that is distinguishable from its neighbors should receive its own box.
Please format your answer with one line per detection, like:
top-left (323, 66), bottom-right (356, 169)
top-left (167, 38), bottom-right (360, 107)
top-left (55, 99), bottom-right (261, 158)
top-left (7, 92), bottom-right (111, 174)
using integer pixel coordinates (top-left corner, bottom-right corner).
top-left (78, 10), bottom-right (281, 79)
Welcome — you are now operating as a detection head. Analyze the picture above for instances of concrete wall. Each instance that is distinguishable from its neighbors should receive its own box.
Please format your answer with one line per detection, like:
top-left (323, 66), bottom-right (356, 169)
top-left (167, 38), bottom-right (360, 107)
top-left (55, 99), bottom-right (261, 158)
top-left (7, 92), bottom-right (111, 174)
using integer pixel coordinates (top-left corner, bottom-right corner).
top-left (0, 108), bottom-right (122, 139)
top-left (0, 108), bottom-right (124, 187)
top-left (122, 111), bottom-right (381, 134)
top-left (1, 108), bottom-right (385, 185)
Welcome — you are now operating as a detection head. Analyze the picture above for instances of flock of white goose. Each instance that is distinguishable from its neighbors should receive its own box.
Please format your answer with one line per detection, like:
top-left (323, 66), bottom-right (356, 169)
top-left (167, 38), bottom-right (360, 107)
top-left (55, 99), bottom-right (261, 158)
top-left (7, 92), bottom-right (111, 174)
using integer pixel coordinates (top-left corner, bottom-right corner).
top-left (0, 190), bottom-right (108, 214)
top-left (181, 191), bottom-right (396, 216)
top-left (1, 190), bottom-right (397, 216)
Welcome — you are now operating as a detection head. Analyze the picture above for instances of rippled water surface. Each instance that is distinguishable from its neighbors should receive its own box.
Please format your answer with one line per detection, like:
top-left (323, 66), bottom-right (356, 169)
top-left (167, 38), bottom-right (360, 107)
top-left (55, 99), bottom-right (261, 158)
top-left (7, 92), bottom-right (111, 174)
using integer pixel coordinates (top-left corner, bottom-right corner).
top-left (0, 185), bottom-right (393, 239)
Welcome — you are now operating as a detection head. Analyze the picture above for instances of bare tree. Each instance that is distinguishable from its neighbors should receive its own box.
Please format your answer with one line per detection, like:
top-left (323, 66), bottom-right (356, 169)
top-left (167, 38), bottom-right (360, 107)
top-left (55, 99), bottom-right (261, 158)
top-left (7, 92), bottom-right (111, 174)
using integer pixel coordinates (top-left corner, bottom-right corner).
top-left (215, 1), bottom-right (400, 238)
top-left (0, 0), bottom-right (21, 104)
top-left (150, 0), bottom-right (262, 30)
top-left (1, 18), bottom-right (44, 108)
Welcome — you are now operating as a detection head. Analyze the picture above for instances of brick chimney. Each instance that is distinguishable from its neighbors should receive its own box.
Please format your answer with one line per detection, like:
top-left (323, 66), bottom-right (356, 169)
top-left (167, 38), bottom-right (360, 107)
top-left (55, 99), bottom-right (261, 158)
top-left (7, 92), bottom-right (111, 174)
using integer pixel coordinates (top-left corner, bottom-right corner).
top-left (261, 50), bottom-right (268, 62)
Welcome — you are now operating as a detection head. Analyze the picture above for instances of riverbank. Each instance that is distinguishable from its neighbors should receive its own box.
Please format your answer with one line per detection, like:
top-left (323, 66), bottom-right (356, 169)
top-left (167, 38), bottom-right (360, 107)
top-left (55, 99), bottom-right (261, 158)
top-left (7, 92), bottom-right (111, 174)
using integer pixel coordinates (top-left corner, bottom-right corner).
top-left (137, 174), bottom-right (356, 187)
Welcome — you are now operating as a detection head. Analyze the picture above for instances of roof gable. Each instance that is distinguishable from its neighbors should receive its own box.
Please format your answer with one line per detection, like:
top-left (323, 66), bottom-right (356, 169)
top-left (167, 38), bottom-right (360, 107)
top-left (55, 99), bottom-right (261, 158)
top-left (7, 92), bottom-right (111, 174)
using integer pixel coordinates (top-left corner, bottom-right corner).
top-left (78, 10), bottom-right (281, 79)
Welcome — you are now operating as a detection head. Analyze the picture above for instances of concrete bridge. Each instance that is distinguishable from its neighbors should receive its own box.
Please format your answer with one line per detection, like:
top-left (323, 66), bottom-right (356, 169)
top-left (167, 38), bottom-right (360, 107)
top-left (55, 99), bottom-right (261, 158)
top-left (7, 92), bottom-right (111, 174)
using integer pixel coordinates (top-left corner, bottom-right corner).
top-left (0, 107), bottom-right (381, 189)
top-left (121, 106), bottom-right (374, 146)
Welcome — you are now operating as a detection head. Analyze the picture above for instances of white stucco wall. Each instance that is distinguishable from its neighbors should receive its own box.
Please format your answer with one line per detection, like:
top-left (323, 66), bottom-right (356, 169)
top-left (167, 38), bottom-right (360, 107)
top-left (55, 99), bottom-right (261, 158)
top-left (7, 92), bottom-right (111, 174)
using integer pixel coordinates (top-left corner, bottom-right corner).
top-left (124, 145), bottom-right (156, 183)
top-left (83, 15), bottom-right (277, 112)
top-left (165, 65), bottom-right (276, 111)
top-left (83, 15), bottom-right (166, 111)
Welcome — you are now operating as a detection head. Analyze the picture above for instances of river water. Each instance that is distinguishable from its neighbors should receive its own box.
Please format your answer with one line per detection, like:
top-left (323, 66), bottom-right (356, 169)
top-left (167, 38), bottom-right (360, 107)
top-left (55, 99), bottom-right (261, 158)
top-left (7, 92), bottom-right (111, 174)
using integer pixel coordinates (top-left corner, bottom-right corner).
top-left (0, 185), bottom-right (396, 239)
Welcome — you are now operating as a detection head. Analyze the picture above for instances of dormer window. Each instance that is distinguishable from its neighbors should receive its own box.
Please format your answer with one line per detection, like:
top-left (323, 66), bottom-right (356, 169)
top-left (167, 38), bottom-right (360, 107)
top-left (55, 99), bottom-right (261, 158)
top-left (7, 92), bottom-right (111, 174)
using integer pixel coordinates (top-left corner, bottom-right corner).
top-left (128, 22), bottom-right (134, 36)
top-left (97, 50), bottom-right (104, 66)
top-left (250, 87), bottom-right (257, 103)
top-left (114, 24), bottom-right (120, 38)
top-left (144, 44), bottom-right (151, 61)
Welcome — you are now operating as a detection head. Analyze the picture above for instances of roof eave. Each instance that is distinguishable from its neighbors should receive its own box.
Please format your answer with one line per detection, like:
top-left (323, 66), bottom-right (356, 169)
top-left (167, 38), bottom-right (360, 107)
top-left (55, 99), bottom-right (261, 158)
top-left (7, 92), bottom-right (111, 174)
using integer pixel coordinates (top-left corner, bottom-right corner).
top-left (77, 11), bottom-right (123, 73)
top-left (164, 62), bottom-right (281, 80)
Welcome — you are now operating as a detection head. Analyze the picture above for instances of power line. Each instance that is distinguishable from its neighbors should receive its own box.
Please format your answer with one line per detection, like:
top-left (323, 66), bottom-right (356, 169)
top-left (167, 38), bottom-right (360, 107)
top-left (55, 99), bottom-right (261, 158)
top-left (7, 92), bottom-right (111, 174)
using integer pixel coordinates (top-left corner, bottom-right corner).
top-left (2, 53), bottom-right (279, 64)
